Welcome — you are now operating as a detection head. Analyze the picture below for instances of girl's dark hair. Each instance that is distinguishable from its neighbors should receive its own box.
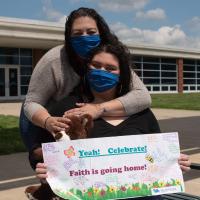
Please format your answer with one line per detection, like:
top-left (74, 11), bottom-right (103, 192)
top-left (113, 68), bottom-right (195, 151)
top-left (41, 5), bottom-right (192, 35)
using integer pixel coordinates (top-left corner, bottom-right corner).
top-left (83, 43), bottom-right (132, 100)
top-left (64, 7), bottom-right (119, 75)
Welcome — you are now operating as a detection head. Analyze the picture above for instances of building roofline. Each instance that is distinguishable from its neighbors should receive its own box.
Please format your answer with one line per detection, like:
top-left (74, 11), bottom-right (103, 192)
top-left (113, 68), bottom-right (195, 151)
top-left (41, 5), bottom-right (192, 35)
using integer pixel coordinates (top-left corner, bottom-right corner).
top-left (0, 16), bottom-right (64, 29)
top-left (127, 43), bottom-right (200, 59)
top-left (0, 16), bottom-right (200, 59)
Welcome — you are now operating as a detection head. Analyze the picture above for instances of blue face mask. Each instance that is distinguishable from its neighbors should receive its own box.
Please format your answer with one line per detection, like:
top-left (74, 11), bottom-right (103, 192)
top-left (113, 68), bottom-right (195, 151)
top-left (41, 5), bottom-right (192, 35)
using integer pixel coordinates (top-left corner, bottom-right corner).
top-left (70, 35), bottom-right (101, 58)
top-left (87, 69), bottom-right (119, 92)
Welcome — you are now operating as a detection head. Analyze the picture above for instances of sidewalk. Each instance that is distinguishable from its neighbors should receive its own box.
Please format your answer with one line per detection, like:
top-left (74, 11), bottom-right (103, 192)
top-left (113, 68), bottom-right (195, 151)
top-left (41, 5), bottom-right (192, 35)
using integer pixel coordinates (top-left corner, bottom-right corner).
top-left (0, 103), bottom-right (200, 199)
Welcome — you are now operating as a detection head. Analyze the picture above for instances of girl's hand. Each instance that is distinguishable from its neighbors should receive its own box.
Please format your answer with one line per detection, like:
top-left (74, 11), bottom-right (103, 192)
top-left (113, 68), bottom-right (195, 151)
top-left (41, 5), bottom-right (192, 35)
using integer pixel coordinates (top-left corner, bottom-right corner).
top-left (64, 103), bottom-right (104, 119)
top-left (45, 116), bottom-right (71, 134)
top-left (178, 153), bottom-right (191, 172)
top-left (35, 163), bottom-right (47, 180)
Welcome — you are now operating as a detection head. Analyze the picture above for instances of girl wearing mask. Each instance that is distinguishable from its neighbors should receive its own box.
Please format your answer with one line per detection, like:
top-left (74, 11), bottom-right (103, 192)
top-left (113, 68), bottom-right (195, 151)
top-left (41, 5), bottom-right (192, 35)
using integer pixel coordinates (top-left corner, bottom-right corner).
top-left (32, 43), bottom-right (190, 200)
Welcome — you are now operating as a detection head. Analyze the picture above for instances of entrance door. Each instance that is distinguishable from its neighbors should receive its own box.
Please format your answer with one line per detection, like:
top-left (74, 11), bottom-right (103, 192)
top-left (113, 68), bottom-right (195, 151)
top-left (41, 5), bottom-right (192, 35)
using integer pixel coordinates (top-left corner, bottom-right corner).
top-left (0, 66), bottom-right (19, 99)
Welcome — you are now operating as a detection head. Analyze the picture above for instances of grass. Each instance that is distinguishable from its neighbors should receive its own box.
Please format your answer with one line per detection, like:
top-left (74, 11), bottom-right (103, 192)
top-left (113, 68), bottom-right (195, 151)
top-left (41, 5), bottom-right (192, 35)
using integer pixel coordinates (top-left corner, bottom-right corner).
top-left (151, 93), bottom-right (200, 110)
top-left (0, 115), bottom-right (26, 155)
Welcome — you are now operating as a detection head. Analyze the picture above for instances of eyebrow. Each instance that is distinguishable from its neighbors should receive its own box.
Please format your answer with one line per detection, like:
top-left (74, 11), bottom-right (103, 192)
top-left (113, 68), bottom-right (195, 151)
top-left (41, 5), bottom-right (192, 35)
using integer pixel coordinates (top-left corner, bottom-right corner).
top-left (72, 28), bottom-right (97, 32)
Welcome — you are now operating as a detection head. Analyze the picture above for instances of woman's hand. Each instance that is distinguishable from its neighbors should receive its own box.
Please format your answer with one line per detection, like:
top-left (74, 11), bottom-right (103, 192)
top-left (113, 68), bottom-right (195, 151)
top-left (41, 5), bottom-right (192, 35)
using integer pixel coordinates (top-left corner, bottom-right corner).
top-left (64, 103), bottom-right (104, 119)
top-left (178, 153), bottom-right (191, 172)
top-left (45, 116), bottom-right (71, 134)
top-left (36, 163), bottom-right (47, 180)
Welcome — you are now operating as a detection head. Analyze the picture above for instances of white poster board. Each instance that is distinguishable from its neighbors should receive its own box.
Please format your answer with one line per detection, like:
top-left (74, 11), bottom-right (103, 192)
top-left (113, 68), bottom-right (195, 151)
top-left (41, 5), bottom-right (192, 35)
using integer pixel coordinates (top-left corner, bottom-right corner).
top-left (42, 132), bottom-right (184, 200)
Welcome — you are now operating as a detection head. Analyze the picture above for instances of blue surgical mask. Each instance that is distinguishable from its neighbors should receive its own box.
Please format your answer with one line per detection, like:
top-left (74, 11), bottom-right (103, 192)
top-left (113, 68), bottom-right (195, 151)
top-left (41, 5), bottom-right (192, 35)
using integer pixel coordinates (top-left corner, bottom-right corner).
top-left (87, 69), bottom-right (119, 92)
top-left (70, 35), bottom-right (101, 58)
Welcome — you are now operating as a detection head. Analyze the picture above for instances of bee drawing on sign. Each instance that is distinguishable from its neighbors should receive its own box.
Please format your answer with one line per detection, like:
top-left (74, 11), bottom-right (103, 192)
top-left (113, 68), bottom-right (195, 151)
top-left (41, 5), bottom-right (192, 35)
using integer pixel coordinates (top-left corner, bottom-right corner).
top-left (145, 154), bottom-right (154, 163)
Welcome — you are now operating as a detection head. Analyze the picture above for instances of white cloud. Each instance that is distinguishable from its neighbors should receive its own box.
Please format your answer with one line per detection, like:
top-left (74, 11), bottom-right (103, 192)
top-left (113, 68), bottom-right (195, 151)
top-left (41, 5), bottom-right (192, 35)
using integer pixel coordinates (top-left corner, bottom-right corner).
top-left (188, 16), bottom-right (200, 31)
top-left (110, 22), bottom-right (200, 49)
top-left (98, 0), bottom-right (149, 12)
top-left (136, 8), bottom-right (166, 20)
top-left (42, 0), bottom-right (66, 23)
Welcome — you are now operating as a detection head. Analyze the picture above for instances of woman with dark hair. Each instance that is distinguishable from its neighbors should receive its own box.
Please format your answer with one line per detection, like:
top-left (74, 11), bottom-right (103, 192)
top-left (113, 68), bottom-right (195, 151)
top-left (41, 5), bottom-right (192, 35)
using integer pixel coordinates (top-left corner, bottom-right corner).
top-left (31, 43), bottom-right (190, 200)
top-left (21, 7), bottom-right (151, 153)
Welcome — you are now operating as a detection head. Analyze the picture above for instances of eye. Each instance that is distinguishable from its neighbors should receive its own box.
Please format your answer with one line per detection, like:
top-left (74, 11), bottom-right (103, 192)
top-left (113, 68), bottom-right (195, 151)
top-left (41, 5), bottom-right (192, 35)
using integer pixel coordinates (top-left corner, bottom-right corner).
top-left (71, 32), bottom-right (83, 37)
top-left (86, 29), bottom-right (98, 35)
top-left (90, 61), bottom-right (102, 69)
top-left (87, 31), bottom-right (97, 35)
top-left (105, 65), bottom-right (118, 72)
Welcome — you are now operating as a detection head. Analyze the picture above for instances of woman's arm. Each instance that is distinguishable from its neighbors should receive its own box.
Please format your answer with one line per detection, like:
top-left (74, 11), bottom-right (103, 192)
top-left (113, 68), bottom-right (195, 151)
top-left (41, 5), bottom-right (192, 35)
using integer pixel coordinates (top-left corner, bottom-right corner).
top-left (24, 46), bottom-right (78, 133)
top-left (64, 71), bottom-right (151, 119)
top-left (116, 70), bottom-right (151, 115)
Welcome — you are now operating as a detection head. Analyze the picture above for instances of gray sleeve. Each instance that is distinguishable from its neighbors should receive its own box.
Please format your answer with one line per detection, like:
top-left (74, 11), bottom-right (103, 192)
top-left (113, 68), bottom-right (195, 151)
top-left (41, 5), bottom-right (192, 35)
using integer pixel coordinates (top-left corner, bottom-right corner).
top-left (24, 55), bottom-right (58, 121)
top-left (117, 70), bottom-right (151, 115)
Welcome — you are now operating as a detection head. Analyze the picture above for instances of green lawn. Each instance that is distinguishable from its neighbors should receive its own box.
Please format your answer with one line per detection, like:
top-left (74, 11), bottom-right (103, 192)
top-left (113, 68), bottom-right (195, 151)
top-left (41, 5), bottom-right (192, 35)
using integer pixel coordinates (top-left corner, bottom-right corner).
top-left (0, 115), bottom-right (26, 155)
top-left (0, 93), bottom-right (200, 155)
top-left (151, 93), bottom-right (200, 110)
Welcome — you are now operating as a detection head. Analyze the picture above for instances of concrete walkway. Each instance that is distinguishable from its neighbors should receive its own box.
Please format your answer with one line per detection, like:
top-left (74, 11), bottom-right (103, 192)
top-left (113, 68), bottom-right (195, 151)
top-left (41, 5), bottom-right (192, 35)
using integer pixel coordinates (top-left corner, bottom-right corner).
top-left (0, 102), bottom-right (200, 199)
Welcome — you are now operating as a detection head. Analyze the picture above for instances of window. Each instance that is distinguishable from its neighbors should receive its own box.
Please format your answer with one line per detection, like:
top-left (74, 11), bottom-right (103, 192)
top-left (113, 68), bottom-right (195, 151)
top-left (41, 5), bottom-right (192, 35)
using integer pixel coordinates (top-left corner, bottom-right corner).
top-left (183, 59), bottom-right (200, 91)
top-left (132, 55), bottom-right (177, 92)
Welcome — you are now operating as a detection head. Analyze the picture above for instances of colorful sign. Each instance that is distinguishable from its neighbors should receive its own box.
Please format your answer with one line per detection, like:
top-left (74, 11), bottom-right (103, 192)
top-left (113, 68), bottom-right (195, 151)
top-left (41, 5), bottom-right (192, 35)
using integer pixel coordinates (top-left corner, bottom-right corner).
top-left (42, 132), bottom-right (184, 200)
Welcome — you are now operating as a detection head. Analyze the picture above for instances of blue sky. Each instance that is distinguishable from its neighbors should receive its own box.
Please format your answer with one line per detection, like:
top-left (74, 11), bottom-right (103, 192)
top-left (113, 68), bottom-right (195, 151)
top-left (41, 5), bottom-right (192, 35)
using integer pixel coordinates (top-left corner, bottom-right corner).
top-left (1, 0), bottom-right (200, 49)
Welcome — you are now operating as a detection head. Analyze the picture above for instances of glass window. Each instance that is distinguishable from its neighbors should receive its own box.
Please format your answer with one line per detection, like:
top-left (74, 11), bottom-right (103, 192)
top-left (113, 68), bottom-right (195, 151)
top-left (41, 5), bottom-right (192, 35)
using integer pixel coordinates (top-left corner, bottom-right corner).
top-left (184, 79), bottom-right (196, 84)
top-left (153, 86), bottom-right (160, 91)
top-left (197, 73), bottom-right (200, 78)
top-left (146, 86), bottom-right (151, 91)
top-left (143, 56), bottom-right (159, 63)
top-left (183, 65), bottom-right (195, 71)
top-left (20, 76), bottom-right (31, 85)
top-left (161, 79), bottom-right (177, 84)
top-left (161, 64), bottom-right (176, 71)
top-left (0, 68), bottom-right (5, 96)
top-left (20, 57), bottom-right (32, 65)
top-left (183, 86), bottom-right (188, 90)
top-left (20, 48), bottom-right (32, 56)
top-left (183, 59), bottom-right (195, 65)
top-left (21, 86), bottom-right (28, 95)
top-left (133, 63), bottom-right (141, 70)
top-left (197, 60), bottom-right (200, 65)
top-left (143, 63), bottom-right (160, 70)
top-left (143, 78), bottom-right (160, 84)
top-left (134, 70), bottom-right (142, 77)
top-left (132, 55), bottom-right (141, 62)
top-left (183, 72), bottom-right (195, 78)
top-left (197, 79), bottom-right (200, 84)
top-left (162, 86), bottom-right (168, 91)
top-left (197, 66), bottom-right (200, 72)
top-left (0, 56), bottom-right (19, 65)
top-left (162, 71), bottom-right (176, 77)
top-left (0, 47), bottom-right (19, 56)
top-left (170, 86), bottom-right (176, 91)
top-left (197, 86), bottom-right (200, 90)
top-left (143, 70), bottom-right (160, 77)
top-left (190, 86), bottom-right (196, 90)
top-left (161, 58), bottom-right (176, 64)
top-left (20, 67), bottom-right (32, 75)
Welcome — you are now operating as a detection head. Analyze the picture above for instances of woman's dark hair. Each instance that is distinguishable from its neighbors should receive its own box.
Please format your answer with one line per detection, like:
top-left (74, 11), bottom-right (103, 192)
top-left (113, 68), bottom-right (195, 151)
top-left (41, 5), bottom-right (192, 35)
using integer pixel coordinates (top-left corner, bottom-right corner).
top-left (83, 43), bottom-right (132, 100)
top-left (64, 7), bottom-right (119, 75)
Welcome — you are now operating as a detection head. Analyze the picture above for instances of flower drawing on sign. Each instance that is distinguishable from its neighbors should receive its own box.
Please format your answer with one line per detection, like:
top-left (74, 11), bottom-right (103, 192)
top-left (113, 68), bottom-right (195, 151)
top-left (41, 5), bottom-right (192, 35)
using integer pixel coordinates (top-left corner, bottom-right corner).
top-left (64, 146), bottom-right (75, 158)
